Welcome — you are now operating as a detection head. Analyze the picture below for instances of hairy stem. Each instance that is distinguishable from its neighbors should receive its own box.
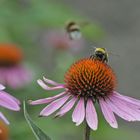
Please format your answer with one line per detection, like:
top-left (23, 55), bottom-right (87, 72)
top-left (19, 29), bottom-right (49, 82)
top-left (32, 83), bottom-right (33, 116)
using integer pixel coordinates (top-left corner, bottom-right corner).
top-left (84, 121), bottom-right (91, 140)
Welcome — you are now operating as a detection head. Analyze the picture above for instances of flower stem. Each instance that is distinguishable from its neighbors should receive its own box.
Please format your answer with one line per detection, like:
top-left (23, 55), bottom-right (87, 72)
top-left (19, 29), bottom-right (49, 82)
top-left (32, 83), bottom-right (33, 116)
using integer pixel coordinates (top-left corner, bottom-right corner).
top-left (84, 121), bottom-right (91, 140)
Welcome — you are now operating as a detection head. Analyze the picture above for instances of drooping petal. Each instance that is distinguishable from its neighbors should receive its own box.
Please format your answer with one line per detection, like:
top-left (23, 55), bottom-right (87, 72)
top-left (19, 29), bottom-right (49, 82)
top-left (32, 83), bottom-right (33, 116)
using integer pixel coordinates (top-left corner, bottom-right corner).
top-left (37, 79), bottom-right (65, 90)
top-left (106, 96), bottom-right (137, 121)
top-left (112, 91), bottom-right (140, 110)
top-left (99, 98), bottom-right (118, 128)
top-left (0, 92), bottom-right (20, 111)
top-left (56, 96), bottom-right (77, 116)
top-left (110, 93), bottom-right (140, 121)
top-left (40, 95), bottom-right (70, 116)
top-left (113, 91), bottom-right (140, 106)
top-left (1, 91), bottom-right (20, 105)
top-left (29, 92), bottom-right (66, 105)
top-left (0, 84), bottom-right (5, 90)
top-left (86, 99), bottom-right (98, 130)
top-left (72, 98), bottom-right (85, 126)
top-left (0, 112), bottom-right (9, 125)
top-left (43, 76), bottom-right (61, 86)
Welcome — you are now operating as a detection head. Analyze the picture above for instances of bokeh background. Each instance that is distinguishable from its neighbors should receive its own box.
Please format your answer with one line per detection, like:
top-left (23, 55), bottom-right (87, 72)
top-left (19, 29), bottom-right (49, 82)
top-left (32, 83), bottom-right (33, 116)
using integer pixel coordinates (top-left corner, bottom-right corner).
top-left (0, 0), bottom-right (140, 140)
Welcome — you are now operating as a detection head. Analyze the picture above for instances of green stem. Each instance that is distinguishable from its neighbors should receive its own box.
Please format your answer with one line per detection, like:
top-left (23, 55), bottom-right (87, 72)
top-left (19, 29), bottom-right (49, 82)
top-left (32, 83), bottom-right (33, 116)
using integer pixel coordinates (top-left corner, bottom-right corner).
top-left (84, 121), bottom-right (91, 140)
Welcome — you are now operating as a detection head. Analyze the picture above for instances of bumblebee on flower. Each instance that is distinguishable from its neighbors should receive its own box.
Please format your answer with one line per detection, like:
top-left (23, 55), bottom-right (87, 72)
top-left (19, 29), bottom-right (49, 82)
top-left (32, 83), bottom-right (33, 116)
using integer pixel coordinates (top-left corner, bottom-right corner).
top-left (30, 47), bottom-right (140, 131)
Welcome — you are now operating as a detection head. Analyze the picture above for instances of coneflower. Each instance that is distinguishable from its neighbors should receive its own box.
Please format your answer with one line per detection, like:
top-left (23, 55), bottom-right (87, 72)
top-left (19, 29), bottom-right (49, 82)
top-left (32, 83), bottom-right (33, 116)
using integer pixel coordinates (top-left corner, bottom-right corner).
top-left (29, 48), bottom-right (140, 140)
top-left (0, 44), bottom-right (32, 89)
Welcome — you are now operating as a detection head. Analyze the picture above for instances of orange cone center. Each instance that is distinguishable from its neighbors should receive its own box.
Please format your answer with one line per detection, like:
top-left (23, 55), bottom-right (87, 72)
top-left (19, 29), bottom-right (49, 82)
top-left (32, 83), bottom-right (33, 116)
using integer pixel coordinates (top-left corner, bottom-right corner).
top-left (0, 44), bottom-right (23, 67)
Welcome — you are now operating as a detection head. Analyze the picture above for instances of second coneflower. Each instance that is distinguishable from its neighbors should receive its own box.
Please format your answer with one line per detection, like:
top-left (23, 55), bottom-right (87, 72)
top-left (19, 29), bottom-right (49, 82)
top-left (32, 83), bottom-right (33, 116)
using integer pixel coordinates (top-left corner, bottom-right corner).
top-left (30, 48), bottom-right (140, 139)
top-left (0, 44), bottom-right (32, 89)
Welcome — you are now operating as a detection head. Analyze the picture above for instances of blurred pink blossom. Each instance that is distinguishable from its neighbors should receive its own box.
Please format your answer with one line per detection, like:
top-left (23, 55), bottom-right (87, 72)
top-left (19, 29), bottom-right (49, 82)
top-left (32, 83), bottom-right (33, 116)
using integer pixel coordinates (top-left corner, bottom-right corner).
top-left (0, 44), bottom-right (32, 89)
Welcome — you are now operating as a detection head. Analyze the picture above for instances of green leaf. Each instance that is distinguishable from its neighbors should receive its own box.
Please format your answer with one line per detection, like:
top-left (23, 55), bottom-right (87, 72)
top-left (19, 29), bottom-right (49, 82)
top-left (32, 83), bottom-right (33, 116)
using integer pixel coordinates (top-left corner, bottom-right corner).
top-left (23, 101), bottom-right (51, 140)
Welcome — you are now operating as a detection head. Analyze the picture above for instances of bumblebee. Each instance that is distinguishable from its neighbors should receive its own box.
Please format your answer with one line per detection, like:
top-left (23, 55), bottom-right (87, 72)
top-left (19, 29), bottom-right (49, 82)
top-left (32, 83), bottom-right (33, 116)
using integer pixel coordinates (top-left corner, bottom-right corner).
top-left (90, 47), bottom-right (108, 63)
top-left (65, 21), bottom-right (81, 40)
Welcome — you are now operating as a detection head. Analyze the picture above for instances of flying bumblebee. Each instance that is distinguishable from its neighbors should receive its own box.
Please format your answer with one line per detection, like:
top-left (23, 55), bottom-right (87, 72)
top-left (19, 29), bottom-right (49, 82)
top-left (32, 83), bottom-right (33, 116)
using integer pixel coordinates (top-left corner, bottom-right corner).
top-left (90, 47), bottom-right (109, 63)
top-left (65, 20), bottom-right (90, 40)
top-left (65, 21), bottom-right (81, 40)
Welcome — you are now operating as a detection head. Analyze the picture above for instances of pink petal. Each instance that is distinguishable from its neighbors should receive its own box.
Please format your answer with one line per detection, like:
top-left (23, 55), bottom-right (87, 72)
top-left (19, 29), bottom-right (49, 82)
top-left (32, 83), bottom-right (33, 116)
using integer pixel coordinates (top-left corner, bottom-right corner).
top-left (106, 96), bottom-right (137, 121)
top-left (56, 96), bottom-right (77, 116)
top-left (112, 92), bottom-right (140, 110)
top-left (0, 112), bottom-right (9, 125)
top-left (1, 91), bottom-right (20, 105)
top-left (37, 79), bottom-right (65, 90)
top-left (0, 84), bottom-right (5, 90)
top-left (29, 91), bottom-right (66, 105)
top-left (110, 93), bottom-right (140, 121)
top-left (40, 95), bottom-right (70, 116)
top-left (113, 91), bottom-right (140, 106)
top-left (99, 99), bottom-right (118, 128)
top-left (86, 99), bottom-right (98, 130)
top-left (72, 98), bottom-right (85, 126)
top-left (0, 92), bottom-right (20, 111)
top-left (43, 76), bottom-right (61, 86)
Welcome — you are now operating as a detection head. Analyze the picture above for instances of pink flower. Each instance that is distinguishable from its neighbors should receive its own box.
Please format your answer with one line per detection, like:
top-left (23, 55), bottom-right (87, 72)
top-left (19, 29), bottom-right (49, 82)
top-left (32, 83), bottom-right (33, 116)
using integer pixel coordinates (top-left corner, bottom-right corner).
top-left (0, 84), bottom-right (20, 124)
top-left (0, 44), bottom-right (32, 89)
top-left (30, 58), bottom-right (140, 130)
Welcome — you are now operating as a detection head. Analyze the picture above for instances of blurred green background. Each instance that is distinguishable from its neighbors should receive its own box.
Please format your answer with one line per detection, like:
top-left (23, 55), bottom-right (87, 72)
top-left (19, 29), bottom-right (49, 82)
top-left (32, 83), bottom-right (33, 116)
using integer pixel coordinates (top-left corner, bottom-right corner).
top-left (0, 0), bottom-right (140, 140)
